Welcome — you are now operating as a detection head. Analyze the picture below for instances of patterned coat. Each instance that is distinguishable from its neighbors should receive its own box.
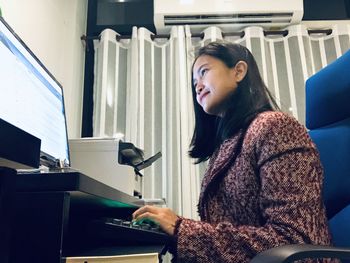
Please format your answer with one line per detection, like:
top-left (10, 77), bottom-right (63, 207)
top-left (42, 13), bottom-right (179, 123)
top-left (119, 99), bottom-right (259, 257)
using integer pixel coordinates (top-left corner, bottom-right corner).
top-left (171, 111), bottom-right (332, 262)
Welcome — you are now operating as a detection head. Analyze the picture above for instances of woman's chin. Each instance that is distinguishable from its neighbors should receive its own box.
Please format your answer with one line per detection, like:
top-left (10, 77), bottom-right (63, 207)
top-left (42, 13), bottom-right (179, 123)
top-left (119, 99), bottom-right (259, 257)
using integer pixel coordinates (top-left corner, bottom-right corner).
top-left (203, 107), bottom-right (218, 116)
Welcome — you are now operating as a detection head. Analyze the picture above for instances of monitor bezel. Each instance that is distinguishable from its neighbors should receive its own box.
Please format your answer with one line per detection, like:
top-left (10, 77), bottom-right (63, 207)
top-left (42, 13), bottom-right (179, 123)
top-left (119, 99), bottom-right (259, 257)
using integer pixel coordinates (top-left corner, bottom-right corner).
top-left (0, 16), bottom-right (71, 167)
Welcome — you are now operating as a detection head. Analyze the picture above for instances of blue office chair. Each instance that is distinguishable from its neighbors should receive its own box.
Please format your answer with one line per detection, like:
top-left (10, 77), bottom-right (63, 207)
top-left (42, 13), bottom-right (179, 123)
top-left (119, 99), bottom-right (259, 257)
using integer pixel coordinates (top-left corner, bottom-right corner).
top-left (251, 49), bottom-right (350, 263)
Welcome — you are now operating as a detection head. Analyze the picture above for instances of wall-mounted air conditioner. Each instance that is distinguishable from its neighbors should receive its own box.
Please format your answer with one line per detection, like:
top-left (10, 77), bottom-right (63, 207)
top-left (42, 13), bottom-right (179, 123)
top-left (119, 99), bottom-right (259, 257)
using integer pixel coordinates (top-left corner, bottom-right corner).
top-left (154, 0), bottom-right (304, 34)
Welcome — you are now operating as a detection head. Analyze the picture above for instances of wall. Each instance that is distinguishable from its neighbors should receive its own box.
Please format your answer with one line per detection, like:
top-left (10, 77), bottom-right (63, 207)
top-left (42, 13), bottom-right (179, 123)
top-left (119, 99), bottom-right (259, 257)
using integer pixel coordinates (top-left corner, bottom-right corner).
top-left (0, 0), bottom-right (87, 138)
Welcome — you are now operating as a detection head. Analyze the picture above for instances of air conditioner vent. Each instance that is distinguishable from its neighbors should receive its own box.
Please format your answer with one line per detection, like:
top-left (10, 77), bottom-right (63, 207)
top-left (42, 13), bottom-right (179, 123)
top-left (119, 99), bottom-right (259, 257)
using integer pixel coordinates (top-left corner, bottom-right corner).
top-left (165, 20), bottom-right (292, 26)
top-left (164, 13), bottom-right (293, 26)
top-left (165, 13), bottom-right (293, 21)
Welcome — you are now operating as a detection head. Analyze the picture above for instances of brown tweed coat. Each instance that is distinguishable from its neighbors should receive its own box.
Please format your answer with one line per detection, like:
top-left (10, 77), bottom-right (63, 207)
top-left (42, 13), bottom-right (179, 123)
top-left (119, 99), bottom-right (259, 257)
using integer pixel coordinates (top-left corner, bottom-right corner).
top-left (171, 111), bottom-right (333, 262)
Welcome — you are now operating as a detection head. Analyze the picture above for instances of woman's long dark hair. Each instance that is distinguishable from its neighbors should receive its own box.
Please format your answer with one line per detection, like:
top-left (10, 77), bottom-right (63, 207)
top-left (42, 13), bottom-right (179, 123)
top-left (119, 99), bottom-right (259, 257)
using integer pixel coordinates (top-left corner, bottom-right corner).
top-left (189, 41), bottom-right (279, 163)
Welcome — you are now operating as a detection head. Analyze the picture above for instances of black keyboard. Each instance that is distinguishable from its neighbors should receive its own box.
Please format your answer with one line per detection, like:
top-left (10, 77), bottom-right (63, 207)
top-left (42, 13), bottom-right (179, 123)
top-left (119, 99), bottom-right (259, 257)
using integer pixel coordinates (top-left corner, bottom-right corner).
top-left (88, 218), bottom-right (170, 246)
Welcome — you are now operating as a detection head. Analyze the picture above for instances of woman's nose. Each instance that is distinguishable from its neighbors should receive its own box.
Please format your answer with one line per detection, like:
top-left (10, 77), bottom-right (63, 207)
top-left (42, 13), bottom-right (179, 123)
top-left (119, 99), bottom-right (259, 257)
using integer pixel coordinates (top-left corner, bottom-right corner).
top-left (196, 80), bottom-right (204, 94)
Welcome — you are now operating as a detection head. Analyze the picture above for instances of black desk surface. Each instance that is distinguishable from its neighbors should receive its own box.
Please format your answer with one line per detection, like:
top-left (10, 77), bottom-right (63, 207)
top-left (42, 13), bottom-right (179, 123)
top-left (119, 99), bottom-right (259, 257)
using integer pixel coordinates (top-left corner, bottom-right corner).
top-left (15, 170), bottom-right (143, 209)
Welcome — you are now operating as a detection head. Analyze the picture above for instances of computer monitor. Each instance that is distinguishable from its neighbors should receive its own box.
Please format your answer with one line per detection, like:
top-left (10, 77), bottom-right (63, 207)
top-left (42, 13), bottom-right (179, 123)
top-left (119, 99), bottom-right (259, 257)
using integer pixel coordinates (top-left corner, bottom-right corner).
top-left (0, 17), bottom-right (70, 167)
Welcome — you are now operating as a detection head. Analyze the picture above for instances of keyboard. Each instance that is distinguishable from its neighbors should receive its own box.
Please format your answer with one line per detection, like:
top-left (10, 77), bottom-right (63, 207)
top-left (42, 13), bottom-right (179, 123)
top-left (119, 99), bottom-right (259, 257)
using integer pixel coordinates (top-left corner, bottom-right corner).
top-left (88, 217), bottom-right (170, 246)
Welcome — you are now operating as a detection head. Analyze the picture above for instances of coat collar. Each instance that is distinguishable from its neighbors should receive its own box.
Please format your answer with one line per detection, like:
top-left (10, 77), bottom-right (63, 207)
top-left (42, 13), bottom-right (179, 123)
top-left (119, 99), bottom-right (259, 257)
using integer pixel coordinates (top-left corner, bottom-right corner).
top-left (198, 130), bottom-right (245, 218)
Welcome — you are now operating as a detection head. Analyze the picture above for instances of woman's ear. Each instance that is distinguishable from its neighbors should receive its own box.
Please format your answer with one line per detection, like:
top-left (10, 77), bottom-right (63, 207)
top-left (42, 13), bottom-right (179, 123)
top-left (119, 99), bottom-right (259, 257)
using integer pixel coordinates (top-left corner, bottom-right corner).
top-left (234, 61), bottom-right (248, 82)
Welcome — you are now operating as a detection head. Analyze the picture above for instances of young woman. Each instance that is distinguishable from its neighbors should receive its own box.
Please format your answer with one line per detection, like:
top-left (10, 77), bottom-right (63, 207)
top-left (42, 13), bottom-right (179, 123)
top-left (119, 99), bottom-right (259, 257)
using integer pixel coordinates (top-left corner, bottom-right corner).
top-left (133, 42), bottom-right (332, 262)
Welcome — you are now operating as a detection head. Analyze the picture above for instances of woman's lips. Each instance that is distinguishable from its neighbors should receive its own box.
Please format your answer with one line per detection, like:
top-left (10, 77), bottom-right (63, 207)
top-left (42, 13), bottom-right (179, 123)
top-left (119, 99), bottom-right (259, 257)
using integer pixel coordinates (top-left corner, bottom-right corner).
top-left (198, 90), bottom-right (209, 105)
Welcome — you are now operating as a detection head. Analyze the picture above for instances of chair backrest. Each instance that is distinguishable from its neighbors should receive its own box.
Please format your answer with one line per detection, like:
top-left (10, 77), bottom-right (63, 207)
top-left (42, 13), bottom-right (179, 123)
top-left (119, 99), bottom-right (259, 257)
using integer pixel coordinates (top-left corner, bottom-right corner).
top-left (305, 49), bottom-right (350, 247)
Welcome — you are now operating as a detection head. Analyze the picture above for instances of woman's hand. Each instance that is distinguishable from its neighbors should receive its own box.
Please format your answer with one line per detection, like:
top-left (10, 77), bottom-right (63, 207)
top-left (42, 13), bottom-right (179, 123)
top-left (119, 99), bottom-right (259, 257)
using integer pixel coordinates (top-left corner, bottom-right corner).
top-left (132, 205), bottom-right (179, 235)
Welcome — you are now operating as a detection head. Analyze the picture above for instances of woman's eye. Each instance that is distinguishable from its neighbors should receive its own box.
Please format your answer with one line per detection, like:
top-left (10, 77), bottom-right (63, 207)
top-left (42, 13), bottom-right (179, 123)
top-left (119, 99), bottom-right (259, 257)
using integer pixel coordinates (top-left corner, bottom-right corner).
top-left (199, 68), bottom-right (208, 77)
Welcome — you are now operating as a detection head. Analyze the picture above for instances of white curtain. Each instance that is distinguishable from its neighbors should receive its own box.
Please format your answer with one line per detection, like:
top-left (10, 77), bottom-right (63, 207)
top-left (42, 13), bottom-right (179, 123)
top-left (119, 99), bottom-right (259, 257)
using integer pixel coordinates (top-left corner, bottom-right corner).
top-left (93, 24), bottom-right (350, 219)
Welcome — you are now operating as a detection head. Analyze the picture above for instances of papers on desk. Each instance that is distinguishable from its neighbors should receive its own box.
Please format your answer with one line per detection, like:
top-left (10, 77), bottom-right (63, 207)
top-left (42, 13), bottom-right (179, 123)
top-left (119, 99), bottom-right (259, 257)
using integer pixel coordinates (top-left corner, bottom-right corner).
top-left (64, 253), bottom-right (159, 263)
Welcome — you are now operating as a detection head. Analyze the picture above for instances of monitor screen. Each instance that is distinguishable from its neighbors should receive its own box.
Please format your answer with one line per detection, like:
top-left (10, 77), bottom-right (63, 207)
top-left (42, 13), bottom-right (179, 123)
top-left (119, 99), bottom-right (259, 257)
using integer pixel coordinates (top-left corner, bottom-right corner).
top-left (0, 17), bottom-right (70, 167)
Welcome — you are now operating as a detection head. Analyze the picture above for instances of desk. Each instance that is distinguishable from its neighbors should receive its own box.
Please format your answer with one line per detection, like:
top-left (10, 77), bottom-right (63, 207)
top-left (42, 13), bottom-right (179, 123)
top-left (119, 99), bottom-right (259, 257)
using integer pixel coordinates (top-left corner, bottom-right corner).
top-left (0, 167), bottom-right (15, 263)
top-left (3, 170), bottom-right (166, 263)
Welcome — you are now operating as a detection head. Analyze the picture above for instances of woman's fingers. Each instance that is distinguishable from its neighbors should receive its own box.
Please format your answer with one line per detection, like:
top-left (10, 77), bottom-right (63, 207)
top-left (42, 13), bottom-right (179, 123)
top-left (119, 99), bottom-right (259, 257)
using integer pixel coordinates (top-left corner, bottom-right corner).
top-left (134, 211), bottom-right (156, 221)
top-left (132, 205), bottom-right (179, 235)
top-left (132, 205), bottom-right (159, 220)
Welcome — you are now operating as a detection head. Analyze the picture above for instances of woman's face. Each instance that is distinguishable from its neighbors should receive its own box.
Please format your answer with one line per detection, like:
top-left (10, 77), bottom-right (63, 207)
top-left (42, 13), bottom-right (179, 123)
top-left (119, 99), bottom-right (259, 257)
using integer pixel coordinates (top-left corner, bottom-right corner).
top-left (193, 55), bottom-right (241, 116)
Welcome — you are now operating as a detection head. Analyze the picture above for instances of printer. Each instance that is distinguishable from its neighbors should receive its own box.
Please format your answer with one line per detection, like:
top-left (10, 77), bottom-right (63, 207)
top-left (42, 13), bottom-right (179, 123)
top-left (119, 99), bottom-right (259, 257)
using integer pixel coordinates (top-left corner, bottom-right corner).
top-left (69, 138), bottom-right (161, 198)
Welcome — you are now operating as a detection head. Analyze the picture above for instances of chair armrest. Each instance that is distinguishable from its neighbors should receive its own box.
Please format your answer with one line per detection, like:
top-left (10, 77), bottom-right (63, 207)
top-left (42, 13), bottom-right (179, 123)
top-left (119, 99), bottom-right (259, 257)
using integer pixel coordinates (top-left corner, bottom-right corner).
top-left (250, 244), bottom-right (350, 263)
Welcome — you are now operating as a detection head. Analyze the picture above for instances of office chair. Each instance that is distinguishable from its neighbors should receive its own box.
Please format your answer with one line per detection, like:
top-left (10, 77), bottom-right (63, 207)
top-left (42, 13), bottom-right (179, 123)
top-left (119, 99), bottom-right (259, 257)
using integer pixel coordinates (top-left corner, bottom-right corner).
top-left (251, 49), bottom-right (350, 263)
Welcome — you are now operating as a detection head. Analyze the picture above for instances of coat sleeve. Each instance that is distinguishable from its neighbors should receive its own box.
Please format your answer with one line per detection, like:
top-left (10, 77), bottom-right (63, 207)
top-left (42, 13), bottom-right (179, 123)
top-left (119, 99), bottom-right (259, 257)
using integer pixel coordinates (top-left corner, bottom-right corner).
top-left (170, 112), bottom-right (331, 262)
